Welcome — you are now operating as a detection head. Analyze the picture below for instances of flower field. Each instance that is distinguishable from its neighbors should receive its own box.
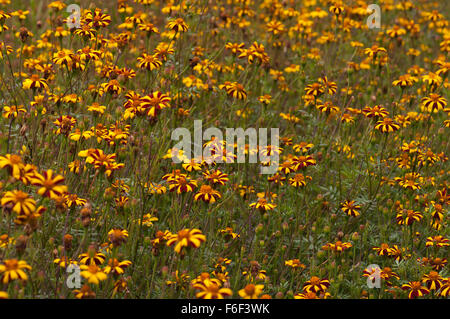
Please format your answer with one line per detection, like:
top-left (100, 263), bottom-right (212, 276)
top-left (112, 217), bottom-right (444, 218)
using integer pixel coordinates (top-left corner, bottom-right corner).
top-left (0, 0), bottom-right (449, 299)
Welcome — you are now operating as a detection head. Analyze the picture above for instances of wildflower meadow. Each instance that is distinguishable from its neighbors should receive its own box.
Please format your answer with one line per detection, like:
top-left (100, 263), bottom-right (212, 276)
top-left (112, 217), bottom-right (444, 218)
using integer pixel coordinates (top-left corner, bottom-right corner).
top-left (0, 0), bottom-right (449, 300)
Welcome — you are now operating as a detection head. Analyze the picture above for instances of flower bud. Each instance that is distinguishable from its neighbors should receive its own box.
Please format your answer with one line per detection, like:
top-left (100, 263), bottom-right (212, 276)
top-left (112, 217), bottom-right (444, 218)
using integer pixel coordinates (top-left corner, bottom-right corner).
top-left (63, 234), bottom-right (73, 251)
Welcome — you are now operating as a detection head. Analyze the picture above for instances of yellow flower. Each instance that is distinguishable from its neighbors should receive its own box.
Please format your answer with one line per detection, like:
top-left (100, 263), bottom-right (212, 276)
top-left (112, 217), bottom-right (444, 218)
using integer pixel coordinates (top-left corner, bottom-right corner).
top-left (48, 1), bottom-right (66, 10)
top-left (194, 185), bottom-right (222, 203)
top-left (238, 284), bottom-right (264, 299)
top-left (2, 105), bottom-right (26, 118)
top-left (285, 259), bottom-right (306, 269)
top-left (80, 264), bottom-right (107, 284)
top-left (30, 169), bottom-right (68, 199)
top-left (165, 18), bottom-right (188, 33)
top-left (107, 229), bottom-right (129, 247)
top-left (87, 102), bottom-right (106, 114)
top-left (22, 74), bottom-right (48, 91)
top-left (167, 228), bottom-right (206, 254)
top-left (137, 213), bottom-right (159, 227)
top-left (0, 259), bottom-right (32, 284)
top-left (73, 284), bottom-right (96, 299)
top-left (0, 154), bottom-right (24, 179)
top-left (249, 197), bottom-right (276, 211)
top-left (193, 279), bottom-right (233, 299)
top-left (1, 190), bottom-right (36, 215)
top-left (103, 259), bottom-right (132, 275)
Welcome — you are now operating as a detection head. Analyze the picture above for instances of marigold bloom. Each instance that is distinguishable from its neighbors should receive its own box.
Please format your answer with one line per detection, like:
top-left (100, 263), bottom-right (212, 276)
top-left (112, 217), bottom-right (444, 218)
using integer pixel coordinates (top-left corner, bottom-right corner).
top-left (288, 173), bottom-right (311, 188)
top-left (74, 24), bottom-right (96, 39)
top-left (31, 170), bottom-right (68, 199)
top-left (182, 159), bottom-right (202, 172)
top-left (166, 18), bottom-right (188, 33)
top-left (52, 49), bottom-right (74, 66)
top-left (303, 276), bottom-right (330, 293)
top-left (373, 243), bottom-right (390, 257)
top-left (84, 9), bottom-right (111, 28)
top-left (392, 74), bottom-right (417, 88)
top-left (439, 279), bottom-right (450, 297)
top-left (0, 259), bottom-right (31, 284)
top-left (422, 72), bottom-right (442, 87)
top-left (294, 291), bottom-right (320, 299)
top-left (1, 190), bottom-right (36, 215)
top-left (107, 229), bottom-right (129, 247)
top-left (137, 53), bottom-right (162, 71)
top-left (266, 20), bottom-right (285, 35)
top-left (285, 259), bottom-right (306, 269)
top-left (363, 105), bottom-right (389, 118)
top-left (426, 236), bottom-right (449, 248)
top-left (84, 149), bottom-right (123, 176)
top-left (194, 185), bottom-right (222, 203)
top-left (152, 230), bottom-right (172, 248)
top-left (203, 169), bottom-right (229, 185)
top-left (341, 200), bottom-right (361, 217)
top-left (426, 258), bottom-right (447, 271)
top-left (137, 213), bottom-right (159, 227)
top-left (421, 271), bottom-right (443, 290)
top-left (222, 82), bottom-right (247, 100)
top-left (225, 42), bottom-right (245, 54)
top-left (317, 101), bottom-right (340, 114)
top-left (102, 79), bottom-right (122, 95)
top-left (291, 155), bottom-right (316, 170)
top-left (167, 270), bottom-right (191, 288)
top-left (144, 182), bottom-right (167, 195)
top-left (53, 257), bottom-right (78, 268)
top-left (167, 228), bottom-right (206, 254)
top-left (0, 154), bottom-right (24, 179)
top-left (138, 22), bottom-right (159, 34)
top-left (322, 241), bottom-right (352, 253)
top-left (53, 115), bottom-right (76, 135)
top-left (380, 267), bottom-right (400, 284)
top-left (242, 266), bottom-right (267, 282)
top-left (2, 105), bottom-right (26, 119)
top-left (304, 82), bottom-right (324, 96)
top-left (401, 281), bottom-right (429, 299)
top-left (329, 2), bottom-right (344, 15)
top-left (249, 197), bottom-right (276, 211)
top-left (238, 42), bottom-right (269, 64)
top-left (0, 234), bottom-right (14, 248)
top-left (154, 42), bottom-right (175, 61)
top-left (421, 94), bottom-right (447, 113)
top-left (278, 160), bottom-right (294, 174)
top-left (80, 264), bottom-right (107, 285)
top-left (73, 284), bottom-right (96, 299)
top-left (104, 259), bottom-right (132, 275)
top-left (375, 117), bottom-right (400, 133)
top-left (162, 169), bottom-right (186, 182)
top-left (387, 245), bottom-right (410, 262)
top-left (364, 45), bottom-right (387, 58)
top-left (219, 227), bottom-right (240, 240)
top-left (396, 209), bottom-right (423, 225)
top-left (78, 250), bottom-right (106, 266)
top-left (258, 94), bottom-right (271, 104)
top-left (141, 91), bottom-right (171, 117)
top-left (395, 172), bottom-right (421, 190)
top-left (22, 74), bottom-right (48, 90)
top-left (238, 284), bottom-right (264, 299)
top-left (193, 279), bottom-right (232, 299)
top-left (168, 176), bottom-right (197, 194)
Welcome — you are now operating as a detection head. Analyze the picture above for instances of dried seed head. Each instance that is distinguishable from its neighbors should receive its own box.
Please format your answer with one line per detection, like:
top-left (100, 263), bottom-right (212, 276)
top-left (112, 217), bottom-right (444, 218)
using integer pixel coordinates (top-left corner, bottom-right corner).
top-left (15, 235), bottom-right (28, 254)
